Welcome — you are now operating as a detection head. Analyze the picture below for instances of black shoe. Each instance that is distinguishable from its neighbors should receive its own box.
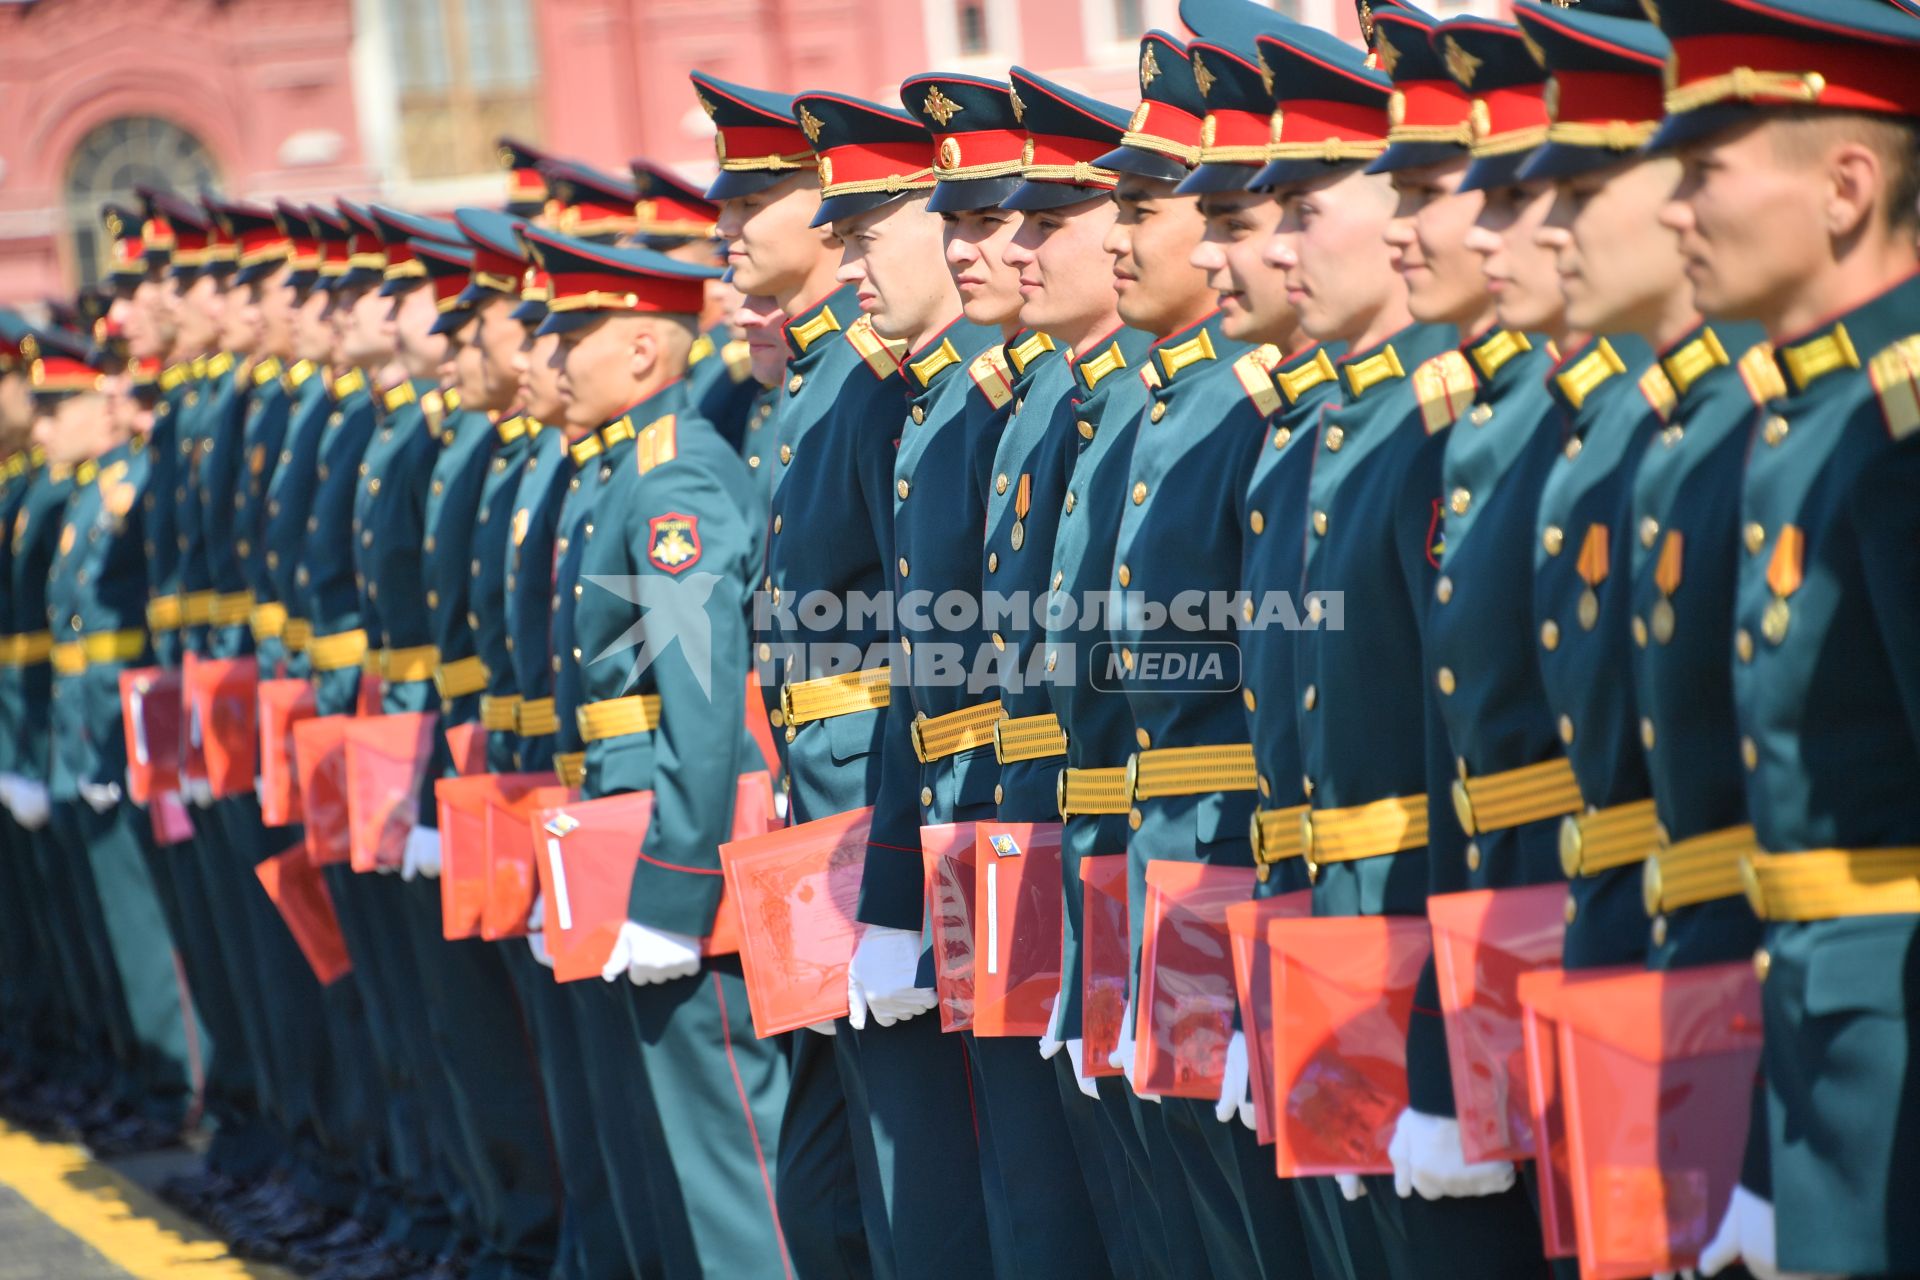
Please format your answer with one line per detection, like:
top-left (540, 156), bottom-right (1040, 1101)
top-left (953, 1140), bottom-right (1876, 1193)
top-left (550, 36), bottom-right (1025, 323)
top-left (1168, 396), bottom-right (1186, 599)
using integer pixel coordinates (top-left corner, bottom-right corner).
top-left (312, 1245), bottom-right (421, 1280)
top-left (286, 1219), bottom-right (377, 1271)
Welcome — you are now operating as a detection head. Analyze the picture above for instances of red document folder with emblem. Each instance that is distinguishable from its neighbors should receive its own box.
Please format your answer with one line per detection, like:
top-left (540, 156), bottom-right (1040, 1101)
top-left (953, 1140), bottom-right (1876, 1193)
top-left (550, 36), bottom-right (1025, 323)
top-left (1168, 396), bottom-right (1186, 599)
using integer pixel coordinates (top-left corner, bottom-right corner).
top-left (1079, 854), bottom-right (1130, 1079)
top-left (1427, 883), bottom-right (1570, 1162)
top-left (483, 782), bottom-right (575, 940)
top-left (922, 822), bottom-right (977, 1032)
top-left (119, 666), bottom-right (182, 805)
top-left (1136, 861), bottom-right (1259, 1098)
top-left (1519, 967), bottom-right (1585, 1258)
top-left (1269, 915), bottom-right (1432, 1178)
top-left (256, 844), bottom-right (352, 985)
top-left (343, 712), bottom-right (437, 874)
top-left (258, 679), bottom-right (317, 827)
top-left (720, 807), bottom-right (872, 1038)
top-left (444, 722), bottom-right (488, 778)
top-left (435, 773), bottom-right (555, 941)
top-left (185, 655), bottom-right (260, 799)
top-left (293, 716), bottom-right (352, 866)
top-left (179, 654), bottom-right (209, 795)
top-left (1225, 891), bottom-right (1314, 1144)
top-left (530, 772), bottom-right (773, 984)
top-left (972, 822), bottom-right (1064, 1038)
top-left (1555, 962), bottom-right (1763, 1280)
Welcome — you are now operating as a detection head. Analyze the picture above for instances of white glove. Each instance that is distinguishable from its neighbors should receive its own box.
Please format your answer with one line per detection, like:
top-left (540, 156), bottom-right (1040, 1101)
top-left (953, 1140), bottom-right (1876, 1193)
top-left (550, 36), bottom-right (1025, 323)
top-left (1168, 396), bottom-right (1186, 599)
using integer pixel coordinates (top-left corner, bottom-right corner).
top-left (1039, 978), bottom-right (1068, 1059)
top-left (254, 776), bottom-right (267, 803)
top-left (846, 925), bottom-right (936, 1030)
top-left (1388, 1108), bottom-right (1518, 1201)
top-left (1336, 1174), bottom-right (1368, 1202)
top-left (401, 826), bottom-right (442, 880)
top-left (0, 773), bottom-right (19, 814)
top-left (1698, 1186), bottom-right (1837, 1280)
top-left (601, 920), bottom-right (702, 986)
top-left (183, 778), bottom-right (214, 808)
top-left (528, 893), bottom-right (545, 932)
top-left (1110, 995), bottom-right (1158, 1103)
top-left (527, 929), bottom-right (554, 968)
top-left (1064, 1038), bottom-right (1099, 1099)
top-left (1216, 1029), bottom-right (1256, 1129)
top-left (80, 780), bottom-right (124, 814)
top-left (6, 777), bottom-right (50, 830)
top-left (804, 1020), bottom-right (839, 1036)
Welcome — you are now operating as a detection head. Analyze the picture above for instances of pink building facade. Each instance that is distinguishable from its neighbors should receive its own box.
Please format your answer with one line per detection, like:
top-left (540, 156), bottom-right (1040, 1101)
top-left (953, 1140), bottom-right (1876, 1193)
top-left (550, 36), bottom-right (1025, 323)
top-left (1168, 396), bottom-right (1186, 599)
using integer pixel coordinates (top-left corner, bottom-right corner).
top-left (0, 0), bottom-right (1507, 305)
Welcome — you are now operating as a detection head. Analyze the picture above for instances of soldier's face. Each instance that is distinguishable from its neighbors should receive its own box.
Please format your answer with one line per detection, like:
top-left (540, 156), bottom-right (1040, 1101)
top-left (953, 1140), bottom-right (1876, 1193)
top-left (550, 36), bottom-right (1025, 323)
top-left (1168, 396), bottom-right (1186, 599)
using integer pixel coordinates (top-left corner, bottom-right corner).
top-left (44, 392), bottom-right (112, 465)
top-left (223, 280), bottom-right (265, 354)
top-left (1194, 191), bottom-right (1297, 347)
top-left (833, 195), bottom-right (956, 346)
top-left (941, 206), bottom-right (1023, 331)
top-left (734, 295), bottom-right (790, 386)
top-left (1267, 168), bottom-right (1404, 347)
top-left (342, 282), bottom-right (395, 368)
top-left (119, 269), bottom-right (175, 359)
top-left (451, 329), bottom-right (489, 404)
top-left (175, 273), bottom-right (224, 352)
top-left (1558, 157), bottom-right (1691, 339)
top-left (1386, 158), bottom-right (1492, 328)
top-left (519, 330), bottom-right (565, 424)
top-left (1005, 195), bottom-right (1119, 348)
top-left (292, 285), bottom-right (333, 365)
top-left (388, 285), bottom-right (445, 374)
top-left (0, 373), bottom-right (31, 436)
top-left (1466, 181), bottom-right (1565, 338)
top-left (551, 315), bottom-right (642, 430)
top-left (475, 300), bottom-right (526, 411)
top-left (257, 265), bottom-right (298, 358)
top-left (1105, 177), bottom-right (1215, 338)
top-left (715, 174), bottom-right (829, 298)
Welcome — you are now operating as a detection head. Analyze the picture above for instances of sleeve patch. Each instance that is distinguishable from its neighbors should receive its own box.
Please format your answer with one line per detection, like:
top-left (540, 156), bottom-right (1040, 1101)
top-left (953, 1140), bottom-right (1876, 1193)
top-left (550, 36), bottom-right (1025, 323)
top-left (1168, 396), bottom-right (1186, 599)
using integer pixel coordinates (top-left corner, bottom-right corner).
top-left (845, 315), bottom-right (907, 380)
top-left (1737, 342), bottom-right (1787, 405)
top-left (1413, 351), bottom-right (1477, 434)
top-left (1234, 346), bottom-right (1284, 417)
top-left (1868, 335), bottom-right (1920, 441)
top-left (969, 347), bottom-right (1014, 411)
top-left (635, 415), bottom-right (679, 475)
top-left (647, 512), bottom-right (702, 574)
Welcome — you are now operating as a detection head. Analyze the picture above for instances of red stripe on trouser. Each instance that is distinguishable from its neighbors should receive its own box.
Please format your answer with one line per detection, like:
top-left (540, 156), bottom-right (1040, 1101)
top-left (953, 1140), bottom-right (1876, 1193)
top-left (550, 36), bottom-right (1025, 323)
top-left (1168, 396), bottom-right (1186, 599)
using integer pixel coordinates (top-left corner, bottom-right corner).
top-left (713, 971), bottom-right (795, 1280)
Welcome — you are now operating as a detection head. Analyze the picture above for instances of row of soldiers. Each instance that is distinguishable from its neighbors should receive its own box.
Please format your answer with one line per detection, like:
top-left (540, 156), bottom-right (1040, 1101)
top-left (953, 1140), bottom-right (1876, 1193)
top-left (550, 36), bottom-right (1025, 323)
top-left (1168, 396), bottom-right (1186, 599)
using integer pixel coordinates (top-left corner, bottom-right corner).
top-left (4, 0), bottom-right (1920, 1275)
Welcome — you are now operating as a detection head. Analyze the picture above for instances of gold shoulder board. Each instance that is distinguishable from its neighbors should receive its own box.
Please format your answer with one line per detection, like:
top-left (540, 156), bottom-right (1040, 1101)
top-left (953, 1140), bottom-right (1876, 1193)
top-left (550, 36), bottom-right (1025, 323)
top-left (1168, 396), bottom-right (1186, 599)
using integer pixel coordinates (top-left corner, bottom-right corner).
top-left (635, 415), bottom-right (679, 475)
top-left (1737, 343), bottom-right (1787, 406)
top-left (1233, 345), bottom-right (1284, 417)
top-left (845, 315), bottom-right (905, 380)
top-left (1413, 350), bottom-right (1476, 434)
top-left (1637, 364), bottom-right (1676, 421)
top-left (1868, 335), bottom-right (1920, 441)
top-left (722, 340), bottom-right (753, 384)
top-left (969, 347), bottom-right (1014, 411)
top-left (421, 390), bottom-right (445, 432)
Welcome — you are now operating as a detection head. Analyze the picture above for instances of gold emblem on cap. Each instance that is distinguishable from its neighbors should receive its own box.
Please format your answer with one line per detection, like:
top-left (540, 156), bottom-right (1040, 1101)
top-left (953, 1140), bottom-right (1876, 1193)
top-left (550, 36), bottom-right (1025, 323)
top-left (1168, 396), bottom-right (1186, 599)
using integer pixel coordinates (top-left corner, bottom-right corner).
top-left (1359, 0), bottom-right (1375, 43)
top-left (1443, 36), bottom-right (1483, 88)
top-left (1376, 29), bottom-right (1402, 76)
top-left (799, 105), bottom-right (825, 144)
top-left (923, 86), bottom-right (964, 127)
top-left (697, 91), bottom-right (718, 119)
top-left (1009, 85), bottom-right (1026, 122)
top-left (104, 209), bottom-right (123, 236)
top-left (1020, 137), bottom-right (1036, 168)
top-left (938, 137), bottom-right (962, 170)
top-left (1140, 43), bottom-right (1162, 90)
top-left (1521, 28), bottom-right (1548, 67)
top-left (497, 144), bottom-right (515, 168)
top-left (1257, 51), bottom-right (1275, 96)
top-left (817, 154), bottom-right (834, 187)
top-left (1129, 101), bottom-right (1152, 132)
top-left (1544, 77), bottom-right (1561, 121)
top-left (1193, 53), bottom-right (1216, 99)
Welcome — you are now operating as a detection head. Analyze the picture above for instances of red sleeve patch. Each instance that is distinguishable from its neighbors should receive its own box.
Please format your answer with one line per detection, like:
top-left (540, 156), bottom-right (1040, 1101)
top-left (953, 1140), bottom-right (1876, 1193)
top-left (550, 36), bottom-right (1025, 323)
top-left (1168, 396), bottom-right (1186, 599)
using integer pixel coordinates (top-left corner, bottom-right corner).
top-left (647, 512), bottom-right (702, 574)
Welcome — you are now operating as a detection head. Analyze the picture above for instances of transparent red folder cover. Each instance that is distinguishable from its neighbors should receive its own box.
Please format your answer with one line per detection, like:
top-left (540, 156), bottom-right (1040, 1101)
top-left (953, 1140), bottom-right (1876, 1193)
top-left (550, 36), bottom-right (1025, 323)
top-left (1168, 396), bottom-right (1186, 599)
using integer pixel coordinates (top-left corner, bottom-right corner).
top-left (292, 715), bottom-right (352, 866)
top-left (258, 678), bottom-right (318, 827)
top-left (530, 773), bottom-right (772, 984)
top-left (119, 666), bottom-right (181, 805)
top-left (1427, 883), bottom-right (1570, 1163)
top-left (972, 822), bottom-right (1064, 1039)
top-left (1079, 854), bottom-right (1129, 1079)
top-left (343, 712), bottom-right (438, 874)
top-left (444, 722), bottom-right (487, 778)
top-left (1556, 962), bottom-right (1763, 1280)
top-left (1224, 892), bottom-right (1314, 1145)
top-left (720, 807), bottom-right (872, 1038)
top-left (179, 653), bottom-right (209, 792)
top-left (185, 655), bottom-right (259, 799)
top-left (1137, 861), bottom-right (1259, 1099)
top-left (255, 844), bottom-right (352, 985)
top-left (1518, 966), bottom-right (1621, 1259)
top-left (1269, 915), bottom-right (1432, 1178)
top-left (149, 791), bottom-right (195, 846)
top-left (435, 773), bottom-right (554, 940)
top-left (922, 822), bottom-right (977, 1032)
top-left (483, 782), bottom-right (575, 940)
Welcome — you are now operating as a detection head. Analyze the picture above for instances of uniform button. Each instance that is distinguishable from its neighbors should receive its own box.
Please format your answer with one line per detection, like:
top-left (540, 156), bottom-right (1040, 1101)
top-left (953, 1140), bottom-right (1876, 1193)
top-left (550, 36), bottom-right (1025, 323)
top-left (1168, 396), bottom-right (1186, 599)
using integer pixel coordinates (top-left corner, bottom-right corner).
top-left (996, 473), bottom-right (1009, 495)
top-left (1117, 564), bottom-right (1130, 587)
top-left (897, 557), bottom-right (909, 577)
top-left (1325, 426), bottom-right (1344, 452)
top-left (748, 456), bottom-right (761, 469)
top-left (572, 647), bottom-right (582, 660)
top-left (368, 582), bottom-right (377, 600)
top-left (1564, 896), bottom-right (1577, 925)
top-left (992, 633), bottom-right (1005, 651)
top-left (467, 611), bottom-right (479, 630)
top-left (1150, 402), bottom-right (1166, 423)
top-left (1258, 774), bottom-right (1271, 798)
top-left (1558, 714), bottom-right (1574, 744)
top-left (1136, 728), bottom-right (1151, 749)
top-left (788, 374), bottom-right (804, 394)
top-left (1131, 482), bottom-right (1147, 505)
top-left (1249, 511), bottom-right (1264, 535)
top-left (573, 584), bottom-right (582, 598)
top-left (1564, 437), bottom-right (1583, 461)
top-left (1242, 688), bottom-right (1256, 712)
top-left (369, 478), bottom-right (381, 495)
top-left (1436, 666), bottom-right (1456, 695)
top-left (1303, 684), bottom-right (1317, 711)
top-left (552, 656), bottom-right (562, 673)
top-left (1312, 510), bottom-right (1328, 536)
top-left (361, 530), bottom-right (373, 548)
top-left (1466, 842), bottom-right (1481, 872)
top-left (1121, 647), bottom-right (1134, 672)
top-left (359, 463), bottom-right (369, 477)
top-left (1632, 616), bottom-right (1649, 648)
top-left (1639, 516), bottom-right (1659, 548)
top-left (994, 784), bottom-right (1004, 804)
top-left (769, 709), bottom-right (785, 728)
top-left (1128, 807), bottom-right (1142, 830)
top-left (1540, 619), bottom-right (1560, 651)
top-left (1744, 522), bottom-right (1766, 554)
top-left (1052, 571), bottom-right (1064, 591)
top-left (1763, 415), bottom-right (1789, 446)
top-left (1272, 427), bottom-right (1291, 449)
top-left (1242, 598), bottom-right (1254, 623)
top-left (987, 553), bottom-right (998, 573)
top-left (1449, 487), bottom-right (1471, 516)
top-left (1733, 628), bottom-right (1755, 663)
top-left (911, 406), bottom-right (925, 424)
top-left (1064, 491), bottom-right (1077, 513)
top-left (1045, 650), bottom-right (1058, 672)
top-left (779, 444), bottom-right (793, 465)
top-left (431, 480), bottom-right (443, 496)
top-left (1753, 948), bottom-right (1771, 983)
top-left (1651, 915), bottom-right (1668, 948)
top-left (1436, 576), bottom-right (1453, 604)
top-left (1543, 525), bottom-right (1564, 556)
top-left (424, 535), bottom-right (435, 553)
top-left (1077, 420), bottom-right (1094, 440)
top-left (773, 515), bottom-right (783, 533)
top-left (1470, 403), bottom-right (1493, 426)
top-left (1741, 735), bottom-right (1758, 770)
top-left (919, 787), bottom-right (933, 807)
top-left (897, 479), bottom-right (910, 500)
top-left (570, 478), bottom-right (580, 491)
top-left (1640, 717), bottom-right (1657, 750)
top-left (266, 551), bottom-right (279, 569)
top-left (308, 517), bottom-right (318, 533)
top-left (427, 590), bottom-right (439, 607)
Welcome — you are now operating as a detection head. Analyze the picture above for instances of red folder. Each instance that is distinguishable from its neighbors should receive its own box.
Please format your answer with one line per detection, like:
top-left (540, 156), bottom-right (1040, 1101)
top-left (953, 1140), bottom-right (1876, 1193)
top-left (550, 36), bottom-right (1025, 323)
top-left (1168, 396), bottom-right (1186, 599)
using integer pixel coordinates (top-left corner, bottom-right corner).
top-left (1136, 861), bottom-right (1259, 1098)
top-left (746, 670), bottom-right (780, 778)
top-left (1079, 854), bottom-right (1130, 1079)
top-left (720, 807), bottom-right (872, 1038)
top-left (119, 666), bottom-right (182, 805)
top-left (343, 712), bottom-right (438, 874)
top-left (292, 716), bottom-right (353, 866)
top-left (258, 679), bottom-right (317, 827)
top-left (529, 773), bottom-right (770, 984)
top-left (179, 653), bottom-right (209, 792)
top-left (445, 722), bottom-right (487, 778)
top-left (972, 822), bottom-right (1064, 1038)
top-left (922, 823), bottom-right (977, 1032)
top-left (356, 673), bottom-right (382, 718)
top-left (1427, 884), bottom-right (1570, 1162)
top-left (255, 844), bottom-right (352, 985)
top-left (185, 656), bottom-right (260, 799)
top-left (1269, 915), bottom-right (1432, 1178)
top-left (149, 790), bottom-right (195, 846)
top-left (1557, 963), bottom-right (1763, 1280)
top-left (435, 773), bottom-right (555, 940)
top-left (483, 782), bottom-right (575, 940)
top-left (1224, 892), bottom-right (1314, 1144)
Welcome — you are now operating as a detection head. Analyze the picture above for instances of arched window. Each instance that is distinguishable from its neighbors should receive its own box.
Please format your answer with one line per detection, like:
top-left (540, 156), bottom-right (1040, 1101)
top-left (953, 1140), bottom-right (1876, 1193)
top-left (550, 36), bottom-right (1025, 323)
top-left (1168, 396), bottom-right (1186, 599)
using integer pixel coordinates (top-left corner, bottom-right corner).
top-left (63, 116), bottom-right (220, 284)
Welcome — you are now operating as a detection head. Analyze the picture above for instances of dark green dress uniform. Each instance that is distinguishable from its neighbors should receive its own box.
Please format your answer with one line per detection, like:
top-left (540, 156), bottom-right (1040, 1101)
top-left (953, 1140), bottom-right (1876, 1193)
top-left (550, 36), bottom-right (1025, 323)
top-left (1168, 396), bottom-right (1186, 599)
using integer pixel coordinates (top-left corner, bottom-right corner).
top-left (687, 325), bottom-right (759, 454)
top-left (470, 410), bottom-right (533, 778)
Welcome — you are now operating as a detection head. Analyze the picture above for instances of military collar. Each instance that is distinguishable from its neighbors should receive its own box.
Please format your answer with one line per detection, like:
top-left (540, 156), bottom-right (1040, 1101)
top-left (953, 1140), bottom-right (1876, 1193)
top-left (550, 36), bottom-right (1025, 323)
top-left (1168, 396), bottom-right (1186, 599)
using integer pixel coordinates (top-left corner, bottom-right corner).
top-left (189, 355), bottom-right (209, 380)
top-left (1550, 337), bottom-right (1628, 414)
top-left (1465, 327), bottom-right (1532, 383)
top-left (1006, 329), bottom-right (1056, 377)
top-left (1770, 270), bottom-right (1920, 396)
top-left (159, 362), bottom-right (193, 392)
top-left (1276, 344), bottom-right (1339, 405)
top-left (286, 358), bottom-right (316, 389)
top-left (75, 459), bottom-right (99, 486)
top-left (785, 285), bottom-right (853, 359)
top-left (382, 380), bottom-right (418, 412)
top-left (1150, 310), bottom-right (1227, 386)
top-left (1071, 324), bottom-right (1154, 399)
top-left (568, 432), bottom-right (604, 466)
top-left (1658, 324), bottom-right (1730, 399)
top-left (906, 317), bottom-right (998, 402)
top-left (1336, 322), bottom-right (1456, 403)
top-left (332, 368), bottom-right (367, 400)
top-left (603, 380), bottom-right (688, 449)
top-left (495, 414), bottom-right (529, 444)
top-left (1339, 338), bottom-right (1408, 401)
top-left (251, 355), bottom-right (284, 387)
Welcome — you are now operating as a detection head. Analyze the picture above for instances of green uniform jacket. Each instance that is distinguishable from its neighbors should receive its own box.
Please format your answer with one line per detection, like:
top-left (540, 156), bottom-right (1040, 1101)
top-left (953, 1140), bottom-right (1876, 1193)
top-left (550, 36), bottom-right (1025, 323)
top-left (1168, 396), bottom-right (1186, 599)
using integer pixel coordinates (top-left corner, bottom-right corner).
top-left (470, 416), bottom-right (535, 775)
top-left (502, 425), bottom-right (570, 773)
top-left (262, 364), bottom-right (331, 681)
top-left (299, 374), bottom-right (377, 717)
